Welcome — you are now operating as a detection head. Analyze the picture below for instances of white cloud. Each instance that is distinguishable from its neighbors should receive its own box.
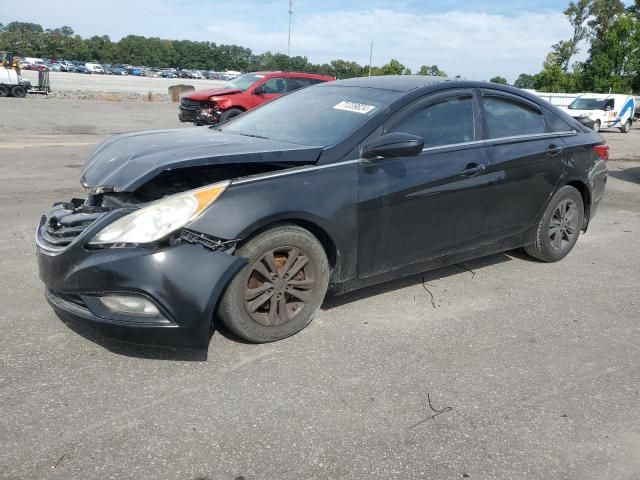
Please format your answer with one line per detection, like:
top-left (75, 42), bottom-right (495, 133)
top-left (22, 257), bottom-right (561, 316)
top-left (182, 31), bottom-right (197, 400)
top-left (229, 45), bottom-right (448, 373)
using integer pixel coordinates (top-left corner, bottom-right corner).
top-left (207, 8), bottom-right (571, 82)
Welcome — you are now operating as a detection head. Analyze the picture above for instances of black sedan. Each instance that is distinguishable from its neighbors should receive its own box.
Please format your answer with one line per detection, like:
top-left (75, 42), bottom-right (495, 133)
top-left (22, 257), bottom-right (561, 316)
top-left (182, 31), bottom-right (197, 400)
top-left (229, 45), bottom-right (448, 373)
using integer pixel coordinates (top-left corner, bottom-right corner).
top-left (36, 76), bottom-right (608, 349)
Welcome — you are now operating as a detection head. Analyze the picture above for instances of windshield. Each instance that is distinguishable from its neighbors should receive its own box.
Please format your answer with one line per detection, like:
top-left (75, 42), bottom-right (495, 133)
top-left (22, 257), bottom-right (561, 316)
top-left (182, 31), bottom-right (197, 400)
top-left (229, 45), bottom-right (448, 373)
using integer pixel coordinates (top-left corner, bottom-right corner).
top-left (569, 98), bottom-right (606, 110)
top-left (218, 85), bottom-right (400, 146)
top-left (222, 73), bottom-right (265, 91)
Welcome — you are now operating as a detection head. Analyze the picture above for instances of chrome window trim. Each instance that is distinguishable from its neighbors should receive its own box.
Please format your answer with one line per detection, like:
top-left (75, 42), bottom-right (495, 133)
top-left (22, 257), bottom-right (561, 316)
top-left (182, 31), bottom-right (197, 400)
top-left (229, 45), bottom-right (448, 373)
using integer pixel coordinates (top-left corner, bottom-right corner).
top-left (484, 130), bottom-right (577, 144)
top-left (421, 139), bottom-right (485, 153)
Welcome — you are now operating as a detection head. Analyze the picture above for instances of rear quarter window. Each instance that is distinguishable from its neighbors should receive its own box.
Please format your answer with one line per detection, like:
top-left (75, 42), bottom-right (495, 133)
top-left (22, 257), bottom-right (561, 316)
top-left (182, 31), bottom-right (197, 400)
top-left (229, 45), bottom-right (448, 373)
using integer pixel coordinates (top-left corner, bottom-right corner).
top-left (546, 112), bottom-right (575, 133)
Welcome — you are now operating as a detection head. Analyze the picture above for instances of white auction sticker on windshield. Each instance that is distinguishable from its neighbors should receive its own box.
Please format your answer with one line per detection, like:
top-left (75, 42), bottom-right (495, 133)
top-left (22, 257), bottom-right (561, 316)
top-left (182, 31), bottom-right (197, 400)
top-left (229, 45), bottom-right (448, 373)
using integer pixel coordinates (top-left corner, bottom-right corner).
top-left (333, 101), bottom-right (376, 114)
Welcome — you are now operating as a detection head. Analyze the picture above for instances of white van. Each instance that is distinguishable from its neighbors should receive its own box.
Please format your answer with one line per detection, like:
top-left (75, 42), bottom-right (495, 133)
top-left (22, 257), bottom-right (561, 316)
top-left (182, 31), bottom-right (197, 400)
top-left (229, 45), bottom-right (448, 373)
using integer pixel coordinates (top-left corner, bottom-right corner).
top-left (567, 94), bottom-right (635, 133)
top-left (85, 63), bottom-right (105, 74)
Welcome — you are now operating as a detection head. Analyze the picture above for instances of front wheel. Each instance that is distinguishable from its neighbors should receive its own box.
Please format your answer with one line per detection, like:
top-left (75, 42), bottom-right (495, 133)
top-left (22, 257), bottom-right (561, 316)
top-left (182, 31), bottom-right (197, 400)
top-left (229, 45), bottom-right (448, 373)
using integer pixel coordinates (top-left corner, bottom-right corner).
top-left (218, 225), bottom-right (329, 343)
top-left (620, 119), bottom-right (631, 133)
top-left (593, 120), bottom-right (601, 133)
top-left (218, 108), bottom-right (244, 123)
top-left (524, 186), bottom-right (584, 262)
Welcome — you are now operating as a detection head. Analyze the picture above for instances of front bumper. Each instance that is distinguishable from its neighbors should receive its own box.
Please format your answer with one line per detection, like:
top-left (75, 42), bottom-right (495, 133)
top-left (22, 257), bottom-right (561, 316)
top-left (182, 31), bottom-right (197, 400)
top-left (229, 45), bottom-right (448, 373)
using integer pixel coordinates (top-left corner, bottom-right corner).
top-left (36, 212), bottom-right (246, 349)
top-left (178, 106), bottom-right (197, 122)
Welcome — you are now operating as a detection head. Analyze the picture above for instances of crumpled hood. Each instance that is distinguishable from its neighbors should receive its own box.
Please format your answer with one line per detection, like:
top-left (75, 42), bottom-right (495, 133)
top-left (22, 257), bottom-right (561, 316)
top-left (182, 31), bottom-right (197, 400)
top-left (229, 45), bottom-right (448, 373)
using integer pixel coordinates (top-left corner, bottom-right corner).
top-left (184, 88), bottom-right (241, 101)
top-left (80, 127), bottom-right (322, 192)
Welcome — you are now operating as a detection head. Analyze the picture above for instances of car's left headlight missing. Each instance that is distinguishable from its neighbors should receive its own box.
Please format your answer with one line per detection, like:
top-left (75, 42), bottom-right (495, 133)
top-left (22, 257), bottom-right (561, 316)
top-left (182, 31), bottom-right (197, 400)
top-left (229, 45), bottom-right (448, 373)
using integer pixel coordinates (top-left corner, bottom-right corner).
top-left (88, 181), bottom-right (229, 246)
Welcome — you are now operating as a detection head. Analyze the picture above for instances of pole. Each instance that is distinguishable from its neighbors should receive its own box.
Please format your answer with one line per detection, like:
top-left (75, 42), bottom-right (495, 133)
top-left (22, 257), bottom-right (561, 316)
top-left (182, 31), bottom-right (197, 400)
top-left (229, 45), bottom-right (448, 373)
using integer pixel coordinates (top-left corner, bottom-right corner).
top-left (288, 0), bottom-right (293, 57)
top-left (368, 41), bottom-right (373, 76)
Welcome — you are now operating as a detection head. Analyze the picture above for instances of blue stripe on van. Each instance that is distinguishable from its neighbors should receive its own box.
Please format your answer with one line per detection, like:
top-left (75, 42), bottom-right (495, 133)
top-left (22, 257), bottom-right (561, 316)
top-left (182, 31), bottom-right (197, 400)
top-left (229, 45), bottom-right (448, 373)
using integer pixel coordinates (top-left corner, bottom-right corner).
top-left (611, 97), bottom-right (635, 126)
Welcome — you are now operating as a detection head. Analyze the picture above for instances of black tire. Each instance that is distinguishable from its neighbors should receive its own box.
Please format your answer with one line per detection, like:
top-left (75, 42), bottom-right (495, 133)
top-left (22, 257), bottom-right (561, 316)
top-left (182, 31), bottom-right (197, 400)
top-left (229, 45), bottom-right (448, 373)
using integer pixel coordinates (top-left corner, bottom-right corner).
top-left (0, 85), bottom-right (9, 97)
top-left (218, 225), bottom-right (329, 343)
top-left (593, 120), bottom-right (601, 133)
top-left (524, 186), bottom-right (584, 262)
top-left (218, 108), bottom-right (243, 123)
top-left (620, 119), bottom-right (631, 133)
top-left (10, 85), bottom-right (27, 98)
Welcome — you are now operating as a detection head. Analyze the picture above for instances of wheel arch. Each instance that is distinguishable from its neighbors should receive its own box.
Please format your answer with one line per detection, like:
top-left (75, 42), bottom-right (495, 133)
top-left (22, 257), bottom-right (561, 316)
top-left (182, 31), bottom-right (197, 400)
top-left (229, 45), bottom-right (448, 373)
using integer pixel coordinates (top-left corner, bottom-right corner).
top-left (562, 179), bottom-right (591, 230)
top-left (236, 215), bottom-right (341, 283)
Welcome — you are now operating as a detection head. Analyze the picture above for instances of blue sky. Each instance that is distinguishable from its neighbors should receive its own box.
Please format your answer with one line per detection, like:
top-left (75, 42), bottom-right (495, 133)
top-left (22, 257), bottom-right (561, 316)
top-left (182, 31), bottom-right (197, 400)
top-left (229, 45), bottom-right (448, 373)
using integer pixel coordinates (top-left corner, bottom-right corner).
top-left (6, 1), bottom-right (634, 81)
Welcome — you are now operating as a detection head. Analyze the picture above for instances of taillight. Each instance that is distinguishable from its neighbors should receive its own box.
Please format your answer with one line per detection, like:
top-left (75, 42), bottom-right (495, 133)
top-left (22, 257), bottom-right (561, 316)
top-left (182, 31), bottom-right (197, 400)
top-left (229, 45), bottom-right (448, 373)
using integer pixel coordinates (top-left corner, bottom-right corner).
top-left (594, 144), bottom-right (609, 161)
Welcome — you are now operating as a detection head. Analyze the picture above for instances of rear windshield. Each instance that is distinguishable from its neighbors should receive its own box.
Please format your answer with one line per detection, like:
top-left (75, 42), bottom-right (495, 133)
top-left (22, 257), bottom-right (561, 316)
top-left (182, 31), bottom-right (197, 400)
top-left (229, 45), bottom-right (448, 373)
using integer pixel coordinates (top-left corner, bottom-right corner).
top-left (218, 85), bottom-right (400, 146)
top-left (568, 98), bottom-right (606, 110)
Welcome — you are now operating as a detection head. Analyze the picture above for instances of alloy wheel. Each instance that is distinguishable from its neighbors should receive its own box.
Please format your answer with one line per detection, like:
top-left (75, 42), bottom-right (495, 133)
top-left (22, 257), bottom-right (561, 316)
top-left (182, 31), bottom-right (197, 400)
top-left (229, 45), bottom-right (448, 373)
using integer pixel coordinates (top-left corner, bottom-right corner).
top-left (244, 246), bottom-right (316, 326)
top-left (549, 199), bottom-right (579, 251)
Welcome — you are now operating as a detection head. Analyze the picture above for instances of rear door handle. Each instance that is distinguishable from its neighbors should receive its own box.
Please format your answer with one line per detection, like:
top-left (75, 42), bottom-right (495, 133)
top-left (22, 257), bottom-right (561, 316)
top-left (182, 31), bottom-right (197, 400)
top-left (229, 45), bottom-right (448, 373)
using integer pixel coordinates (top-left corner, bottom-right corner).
top-left (547, 144), bottom-right (564, 156)
top-left (460, 163), bottom-right (486, 176)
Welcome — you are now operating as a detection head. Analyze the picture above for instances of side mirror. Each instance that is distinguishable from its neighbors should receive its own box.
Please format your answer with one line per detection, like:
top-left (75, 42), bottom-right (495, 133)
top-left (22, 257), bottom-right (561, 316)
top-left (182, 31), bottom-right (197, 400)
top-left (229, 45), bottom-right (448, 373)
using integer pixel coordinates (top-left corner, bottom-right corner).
top-left (605, 105), bottom-right (612, 111)
top-left (362, 132), bottom-right (425, 159)
top-left (253, 86), bottom-right (266, 95)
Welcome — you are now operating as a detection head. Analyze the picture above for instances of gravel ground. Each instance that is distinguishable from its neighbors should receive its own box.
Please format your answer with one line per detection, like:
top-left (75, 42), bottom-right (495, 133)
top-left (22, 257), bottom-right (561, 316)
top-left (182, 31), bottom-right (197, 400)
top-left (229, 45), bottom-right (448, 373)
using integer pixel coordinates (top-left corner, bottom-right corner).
top-left (1, 98), bottom-right (639, 480)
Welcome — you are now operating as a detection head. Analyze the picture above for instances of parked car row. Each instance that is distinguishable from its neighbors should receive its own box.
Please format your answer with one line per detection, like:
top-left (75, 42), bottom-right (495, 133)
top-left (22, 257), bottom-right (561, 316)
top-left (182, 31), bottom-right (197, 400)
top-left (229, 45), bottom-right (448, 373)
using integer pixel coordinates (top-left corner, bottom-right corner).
top-left (17, 57), bottom-right (245, 80)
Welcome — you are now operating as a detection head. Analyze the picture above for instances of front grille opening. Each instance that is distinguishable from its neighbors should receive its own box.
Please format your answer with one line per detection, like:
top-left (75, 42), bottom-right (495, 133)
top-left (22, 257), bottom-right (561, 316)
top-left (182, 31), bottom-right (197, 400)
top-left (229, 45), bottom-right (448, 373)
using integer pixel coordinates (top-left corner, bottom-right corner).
top-left (39, 200), bottom-right (106, 248)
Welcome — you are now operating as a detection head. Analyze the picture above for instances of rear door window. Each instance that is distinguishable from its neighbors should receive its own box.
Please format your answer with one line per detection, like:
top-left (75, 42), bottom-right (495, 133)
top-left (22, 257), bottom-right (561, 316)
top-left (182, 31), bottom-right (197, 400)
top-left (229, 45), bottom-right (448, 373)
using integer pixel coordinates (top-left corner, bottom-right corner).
top-left (482, 96), bottom-right (545, 139)
top-left (389, 96), bottom-right (475, 148)
top-left (287, 77), bottom-right (314, 92)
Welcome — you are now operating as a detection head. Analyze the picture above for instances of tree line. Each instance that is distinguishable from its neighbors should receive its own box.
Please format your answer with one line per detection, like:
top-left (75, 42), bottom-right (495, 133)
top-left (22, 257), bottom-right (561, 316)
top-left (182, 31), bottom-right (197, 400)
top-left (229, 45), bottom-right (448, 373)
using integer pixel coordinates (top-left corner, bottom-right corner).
top-left (512, 0), bottom-right (640, 93)
top-left (0, 21), bottom-right (446, 80)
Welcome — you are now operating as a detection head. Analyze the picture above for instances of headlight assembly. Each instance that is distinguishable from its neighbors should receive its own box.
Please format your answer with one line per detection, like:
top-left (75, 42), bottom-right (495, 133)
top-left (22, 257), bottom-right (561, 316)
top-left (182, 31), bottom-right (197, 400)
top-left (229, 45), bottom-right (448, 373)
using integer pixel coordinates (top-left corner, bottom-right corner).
top-left (88, 181), bottom-right (229, 246)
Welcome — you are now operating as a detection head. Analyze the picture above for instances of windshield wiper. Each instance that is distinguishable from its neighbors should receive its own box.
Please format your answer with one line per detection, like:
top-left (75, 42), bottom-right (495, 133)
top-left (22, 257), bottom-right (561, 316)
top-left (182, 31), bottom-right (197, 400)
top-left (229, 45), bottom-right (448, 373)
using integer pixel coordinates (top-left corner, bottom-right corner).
top-left (234, 132), bottom-right (272, 140)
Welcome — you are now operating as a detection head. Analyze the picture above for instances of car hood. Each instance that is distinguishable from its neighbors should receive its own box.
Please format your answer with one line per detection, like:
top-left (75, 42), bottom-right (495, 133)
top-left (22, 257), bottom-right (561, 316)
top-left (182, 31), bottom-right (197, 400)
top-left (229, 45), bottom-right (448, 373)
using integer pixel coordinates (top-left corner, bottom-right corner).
top-left (185, 88), bottom-right (241, 101)
top-left (80, 127), bottom-right (322, 192)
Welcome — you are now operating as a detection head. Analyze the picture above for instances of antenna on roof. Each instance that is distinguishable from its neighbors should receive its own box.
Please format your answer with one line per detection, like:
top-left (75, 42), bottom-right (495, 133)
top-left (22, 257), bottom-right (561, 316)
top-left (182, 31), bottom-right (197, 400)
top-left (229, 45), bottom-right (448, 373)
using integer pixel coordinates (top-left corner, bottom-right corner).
top-left (287, 0), bottom-right (293, 57)
top-left (368, 41), bottom-right (373, 76)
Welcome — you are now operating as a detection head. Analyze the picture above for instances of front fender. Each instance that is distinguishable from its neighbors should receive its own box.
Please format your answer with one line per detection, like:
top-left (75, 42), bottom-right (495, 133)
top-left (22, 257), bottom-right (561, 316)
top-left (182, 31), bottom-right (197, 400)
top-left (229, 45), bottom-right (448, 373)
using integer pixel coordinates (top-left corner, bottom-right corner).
top-left (187, 162), bottom-right (359, 281)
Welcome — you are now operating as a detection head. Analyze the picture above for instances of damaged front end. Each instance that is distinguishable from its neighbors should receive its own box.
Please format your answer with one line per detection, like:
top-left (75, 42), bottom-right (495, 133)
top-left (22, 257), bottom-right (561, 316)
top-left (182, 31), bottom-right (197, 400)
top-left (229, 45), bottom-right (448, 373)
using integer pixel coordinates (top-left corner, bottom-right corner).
top-left (36, 185), bottom-right (247, 349)
top-left (36, 127), bottom-right (322, 349)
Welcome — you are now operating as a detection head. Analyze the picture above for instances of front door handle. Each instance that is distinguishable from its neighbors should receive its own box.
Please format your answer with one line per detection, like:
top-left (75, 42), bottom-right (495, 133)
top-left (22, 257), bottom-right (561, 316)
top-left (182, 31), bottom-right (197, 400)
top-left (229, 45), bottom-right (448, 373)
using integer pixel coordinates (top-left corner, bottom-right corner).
top-left (547, 144), bottom-right (564, 156)
top-left (460, 163), bottom-right (486, 176)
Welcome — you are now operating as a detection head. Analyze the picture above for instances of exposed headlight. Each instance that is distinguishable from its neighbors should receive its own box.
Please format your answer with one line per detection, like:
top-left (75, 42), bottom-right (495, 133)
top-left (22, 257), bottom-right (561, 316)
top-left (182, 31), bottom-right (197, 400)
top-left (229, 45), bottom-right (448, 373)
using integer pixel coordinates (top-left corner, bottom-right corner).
top-left (89, 181), bottom-right (229, 245)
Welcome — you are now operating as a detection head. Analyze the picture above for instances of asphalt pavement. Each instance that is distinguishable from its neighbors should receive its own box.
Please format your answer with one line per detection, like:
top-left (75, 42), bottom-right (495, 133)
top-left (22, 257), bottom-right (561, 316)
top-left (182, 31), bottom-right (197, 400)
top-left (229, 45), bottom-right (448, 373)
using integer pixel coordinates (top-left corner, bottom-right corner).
top-left (1, 98), bottom-right (639, 480)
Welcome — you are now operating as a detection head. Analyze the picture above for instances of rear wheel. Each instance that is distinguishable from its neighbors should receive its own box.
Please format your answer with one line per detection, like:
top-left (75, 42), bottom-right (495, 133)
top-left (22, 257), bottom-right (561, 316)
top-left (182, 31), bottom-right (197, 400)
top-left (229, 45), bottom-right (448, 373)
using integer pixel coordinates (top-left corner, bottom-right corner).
top-left (10, 85), bottom-right (27, 98)
top-left (593, 120), bottom-right (601, 132)
top-left (620, 119), bottom-right (631, 133)
top-left (524, 186), bottom-right (584, 262)
top-left (218, 225), bottom-right (329, 343)
top-left (0, 85), bottom-right (8, 97)
top-left (218, 108), bottom-right (244, 123)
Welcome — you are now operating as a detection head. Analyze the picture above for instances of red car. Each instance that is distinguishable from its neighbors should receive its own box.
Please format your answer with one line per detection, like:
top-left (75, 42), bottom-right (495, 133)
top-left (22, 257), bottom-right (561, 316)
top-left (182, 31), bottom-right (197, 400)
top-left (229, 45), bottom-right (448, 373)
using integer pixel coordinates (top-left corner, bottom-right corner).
top-left (179, 71), bottom-right (335, 125)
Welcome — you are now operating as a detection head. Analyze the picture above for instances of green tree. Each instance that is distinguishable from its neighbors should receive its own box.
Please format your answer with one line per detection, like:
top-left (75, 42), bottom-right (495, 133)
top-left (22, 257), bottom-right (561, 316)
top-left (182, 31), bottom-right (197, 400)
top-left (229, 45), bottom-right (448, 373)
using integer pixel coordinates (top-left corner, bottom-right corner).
top-left (489, 76), bottom-right (508, 84)
top-left (549, 0), bottom-right (590, 71)
top-left (327, 59), bottom-right (364, 79)
top-left (376, 59), bottom-right (405, 75)
top-left (514, 73), bottom-right (538, 89)
top-left (417, 64), bottom-right (447, 76)
top-left (581, 12), bottom-right (640, 92)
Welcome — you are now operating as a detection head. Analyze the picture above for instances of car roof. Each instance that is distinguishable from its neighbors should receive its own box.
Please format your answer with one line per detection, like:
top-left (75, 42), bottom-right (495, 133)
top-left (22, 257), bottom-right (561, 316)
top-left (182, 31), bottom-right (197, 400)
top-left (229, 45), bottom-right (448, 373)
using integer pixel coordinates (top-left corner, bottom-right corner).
top-left (251, 71), bottom-right (333, 79)
top-left (329, 75), bottom-right (457, 91)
